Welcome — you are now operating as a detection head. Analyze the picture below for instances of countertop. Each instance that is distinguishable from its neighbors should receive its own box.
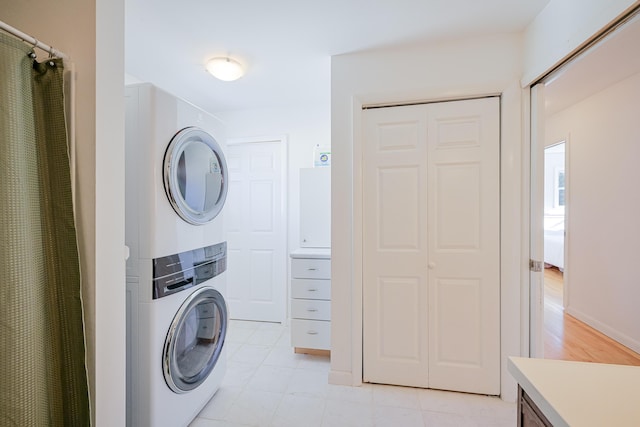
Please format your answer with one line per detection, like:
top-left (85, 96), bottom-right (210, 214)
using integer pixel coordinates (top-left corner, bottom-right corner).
top-left (508, 356), bottom-right (640, 427)
top-left (289, 248), bottom-right (331, 259)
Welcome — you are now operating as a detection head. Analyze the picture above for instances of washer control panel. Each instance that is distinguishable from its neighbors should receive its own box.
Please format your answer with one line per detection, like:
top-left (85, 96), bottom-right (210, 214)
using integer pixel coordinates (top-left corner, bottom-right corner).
top-left (152, 241), bottom-right (227, 299)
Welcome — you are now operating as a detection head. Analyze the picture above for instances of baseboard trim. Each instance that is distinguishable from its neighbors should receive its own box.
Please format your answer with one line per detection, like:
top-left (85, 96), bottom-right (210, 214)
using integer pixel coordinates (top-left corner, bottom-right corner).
top-left (566, 306), bottom-right (640, 355)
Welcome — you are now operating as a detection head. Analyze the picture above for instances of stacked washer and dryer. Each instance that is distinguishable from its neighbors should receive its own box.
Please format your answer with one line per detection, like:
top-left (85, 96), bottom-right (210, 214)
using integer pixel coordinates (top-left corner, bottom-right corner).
top-left (125, 83), bottom-right (230, 427)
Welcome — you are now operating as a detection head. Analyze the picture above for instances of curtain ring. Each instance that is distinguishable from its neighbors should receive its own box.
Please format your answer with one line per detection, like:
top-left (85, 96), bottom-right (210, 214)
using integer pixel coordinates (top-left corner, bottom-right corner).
top-left (48, 46), bottom-right (57, 66)
top-left (28, 38), bottom-right (38, 59)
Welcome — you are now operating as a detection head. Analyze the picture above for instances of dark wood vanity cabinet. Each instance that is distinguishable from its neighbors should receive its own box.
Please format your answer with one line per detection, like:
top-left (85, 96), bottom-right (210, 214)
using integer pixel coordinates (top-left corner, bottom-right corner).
top-left (518, 386), bottom-right (553, 427)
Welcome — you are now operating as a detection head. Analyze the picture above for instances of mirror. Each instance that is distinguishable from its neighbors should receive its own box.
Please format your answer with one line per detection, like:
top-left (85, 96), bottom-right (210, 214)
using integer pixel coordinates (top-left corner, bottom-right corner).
top-left (164, 127), bottom-right (228, 225)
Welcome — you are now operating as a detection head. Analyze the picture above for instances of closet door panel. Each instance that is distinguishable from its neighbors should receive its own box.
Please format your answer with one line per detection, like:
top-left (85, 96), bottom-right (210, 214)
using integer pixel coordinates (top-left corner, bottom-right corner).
top-left (363, 97), bottom-right (500, 395)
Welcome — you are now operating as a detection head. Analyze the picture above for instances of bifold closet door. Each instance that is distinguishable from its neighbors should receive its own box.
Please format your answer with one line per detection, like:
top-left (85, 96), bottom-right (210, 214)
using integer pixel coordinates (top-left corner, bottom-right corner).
top-left (362, 97), bottom-right (500, 395)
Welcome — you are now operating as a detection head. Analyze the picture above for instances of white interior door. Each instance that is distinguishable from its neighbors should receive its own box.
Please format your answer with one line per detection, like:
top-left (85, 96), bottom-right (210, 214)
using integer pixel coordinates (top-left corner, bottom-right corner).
top-left (363, 104), bottom-right (430, 387)
top-left (224, 139), bottom-right (287, 322)
top-left (363, 97), bottom-right (500, 395)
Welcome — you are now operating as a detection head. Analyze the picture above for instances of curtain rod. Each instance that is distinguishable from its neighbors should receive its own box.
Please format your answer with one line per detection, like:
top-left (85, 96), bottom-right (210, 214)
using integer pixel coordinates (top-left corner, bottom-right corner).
top-left (0, 20), bottom-right (69, 60)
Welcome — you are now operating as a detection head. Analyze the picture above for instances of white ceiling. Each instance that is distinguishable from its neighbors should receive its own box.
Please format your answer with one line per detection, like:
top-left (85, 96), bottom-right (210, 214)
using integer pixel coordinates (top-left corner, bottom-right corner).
top-left (125, 0), bottom-right (550, 114)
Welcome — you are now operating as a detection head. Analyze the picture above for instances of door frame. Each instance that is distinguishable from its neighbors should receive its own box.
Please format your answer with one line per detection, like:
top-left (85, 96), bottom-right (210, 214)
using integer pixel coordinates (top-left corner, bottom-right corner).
top-left (329, 85), bottom-right (525, 403)
top-left (225, 135), bottom-right (289, 323)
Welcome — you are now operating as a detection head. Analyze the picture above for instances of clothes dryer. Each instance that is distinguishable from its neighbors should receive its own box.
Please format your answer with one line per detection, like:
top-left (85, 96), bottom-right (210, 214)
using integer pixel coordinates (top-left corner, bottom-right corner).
top-left (125, 83), bottom-right (229, 278)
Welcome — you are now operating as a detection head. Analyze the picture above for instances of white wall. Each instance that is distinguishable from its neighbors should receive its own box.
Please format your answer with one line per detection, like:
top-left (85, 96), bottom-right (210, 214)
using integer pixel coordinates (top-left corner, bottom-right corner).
top-left (2, 1), bottom-right (126, 425)
top-left (95, 3), bottom-right (126, 424)
top-left (522, 0), bottom-right (639, 85)
top-left (330, 33), bottom-right (526, 402)
top-left (545, 71), bottom-right (640, 353)
top-left (216, 104), bottom-right (331, 254)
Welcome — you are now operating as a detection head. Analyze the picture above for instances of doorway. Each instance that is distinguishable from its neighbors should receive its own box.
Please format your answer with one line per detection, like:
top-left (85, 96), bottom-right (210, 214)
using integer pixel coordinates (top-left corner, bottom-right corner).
top-left (530, 10), bottom-right (640, 365)
top-left (542, 141), bottom-right (566, 359)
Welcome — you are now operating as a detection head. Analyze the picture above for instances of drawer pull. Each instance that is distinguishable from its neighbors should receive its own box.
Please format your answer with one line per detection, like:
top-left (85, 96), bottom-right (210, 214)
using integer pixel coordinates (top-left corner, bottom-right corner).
top-left (307, 288), bottom-right (318, 292)
top-left (307, 268), bottom-right (317, 271)
top-left (307, 330), bottom-right (319, 335)
top-left (307, 308), bottom-right (318, 312)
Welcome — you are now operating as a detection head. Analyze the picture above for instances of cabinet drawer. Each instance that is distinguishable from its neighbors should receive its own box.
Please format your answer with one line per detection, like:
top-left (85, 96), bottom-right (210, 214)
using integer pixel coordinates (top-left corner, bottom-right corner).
top-left (291, 258), bottom-right (331, 279)
top-left (291, 299), bottom-right (331, 321)
top-left (291, 279), bottom-right (331, 300)
top-left (291, 319), bottom-right (331, 350)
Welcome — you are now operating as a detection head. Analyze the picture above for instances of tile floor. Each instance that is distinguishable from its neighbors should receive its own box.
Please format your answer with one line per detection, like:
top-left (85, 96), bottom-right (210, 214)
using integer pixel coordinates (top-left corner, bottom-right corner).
top-left (190, 320), bottom-right (515, 427)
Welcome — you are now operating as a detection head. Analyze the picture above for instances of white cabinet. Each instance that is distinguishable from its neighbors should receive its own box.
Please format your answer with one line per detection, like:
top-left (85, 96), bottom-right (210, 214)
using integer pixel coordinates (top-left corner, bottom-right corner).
top-left (290, 250), bottom-right (331, 352)
top-left (291, 279), bottom-right (331, 300)
top-left (290, 319), bottom-right (331, 350)
top-left (299, 168), bottom-right (331, 248)
top-left (291, 258), bottom-right (331, 279)
top-left (291, 299), bottom-right (331, 320)
top-left (294, 167), bottom-right (330, 352)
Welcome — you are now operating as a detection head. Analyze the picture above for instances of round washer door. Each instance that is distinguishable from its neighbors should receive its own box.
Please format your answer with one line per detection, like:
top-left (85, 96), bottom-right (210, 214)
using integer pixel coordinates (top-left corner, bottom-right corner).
top-left (163, 287), bottom-right (228, 393)
top-left (164, 127), bottom-right (228, 225)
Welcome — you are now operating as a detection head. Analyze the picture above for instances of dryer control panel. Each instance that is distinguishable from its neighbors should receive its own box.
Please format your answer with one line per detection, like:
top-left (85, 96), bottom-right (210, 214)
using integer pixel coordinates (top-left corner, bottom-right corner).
top-left (152, 241), bottom-right (227, 299)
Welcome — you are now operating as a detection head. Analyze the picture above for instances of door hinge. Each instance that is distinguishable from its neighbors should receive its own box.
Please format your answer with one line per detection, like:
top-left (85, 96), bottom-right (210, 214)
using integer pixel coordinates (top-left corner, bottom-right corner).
top-left (529, 259), bottom-right (543, 272)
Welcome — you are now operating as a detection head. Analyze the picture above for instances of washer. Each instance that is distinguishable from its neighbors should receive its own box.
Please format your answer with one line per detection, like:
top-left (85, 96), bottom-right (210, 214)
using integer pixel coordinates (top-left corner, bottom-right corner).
top-left (127, 243), bottom-right (228, 427)
top-left (125, 84), bottom-right (230, 427)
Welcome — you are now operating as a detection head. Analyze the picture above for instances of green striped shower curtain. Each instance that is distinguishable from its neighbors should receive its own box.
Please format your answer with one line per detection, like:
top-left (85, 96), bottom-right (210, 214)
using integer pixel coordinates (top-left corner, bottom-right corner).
top-left (0, 32), bottom-right (90, 426)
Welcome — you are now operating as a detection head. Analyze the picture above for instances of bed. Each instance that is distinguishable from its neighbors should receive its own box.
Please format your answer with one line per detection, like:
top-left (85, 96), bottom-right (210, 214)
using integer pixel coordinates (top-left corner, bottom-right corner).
top-left (544, 215), bottom-right (565, 270)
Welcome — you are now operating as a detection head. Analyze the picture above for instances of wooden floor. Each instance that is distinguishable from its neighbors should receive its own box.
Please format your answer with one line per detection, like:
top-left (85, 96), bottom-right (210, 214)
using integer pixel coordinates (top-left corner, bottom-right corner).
top-left (543, 267), bottom-right (640, 365)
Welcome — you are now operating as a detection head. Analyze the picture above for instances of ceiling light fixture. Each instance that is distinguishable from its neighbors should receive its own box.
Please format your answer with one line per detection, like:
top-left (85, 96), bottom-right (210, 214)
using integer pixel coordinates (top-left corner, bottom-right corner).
top-left (205, 57), bottom-right (244, 81)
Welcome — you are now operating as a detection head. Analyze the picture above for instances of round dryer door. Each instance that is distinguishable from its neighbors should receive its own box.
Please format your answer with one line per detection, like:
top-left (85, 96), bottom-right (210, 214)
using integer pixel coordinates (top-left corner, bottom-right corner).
top-left (164, 127), bottom-right (228, 225)
top-left (163, 287), bottom-right (228, 393)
